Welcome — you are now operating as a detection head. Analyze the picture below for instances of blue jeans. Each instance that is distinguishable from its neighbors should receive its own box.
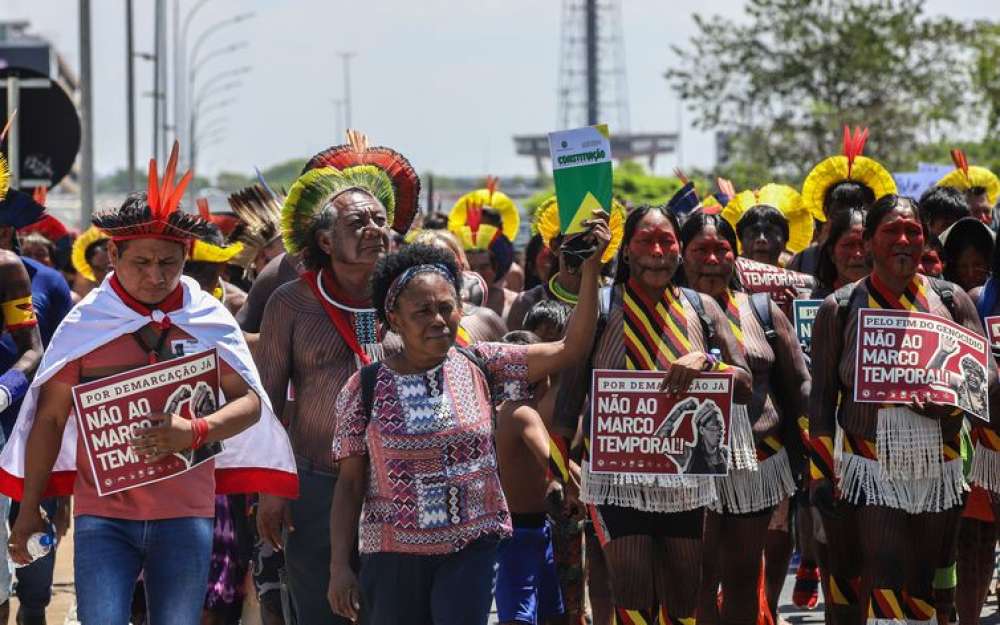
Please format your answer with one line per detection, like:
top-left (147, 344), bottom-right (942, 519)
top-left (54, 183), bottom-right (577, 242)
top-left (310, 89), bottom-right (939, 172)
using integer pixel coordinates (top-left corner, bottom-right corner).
top-left (74, 515), bottom-right (213, 625)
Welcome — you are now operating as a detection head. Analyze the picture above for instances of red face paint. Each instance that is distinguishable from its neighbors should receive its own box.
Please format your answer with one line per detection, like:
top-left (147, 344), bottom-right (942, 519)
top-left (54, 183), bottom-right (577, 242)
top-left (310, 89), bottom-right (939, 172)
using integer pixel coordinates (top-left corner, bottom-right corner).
top-left (872, 215), bottom-right (924, 261)
top-left (683, 229), bottom-right (736, 298)
top-left (628, 225), bottom-right (680, 259)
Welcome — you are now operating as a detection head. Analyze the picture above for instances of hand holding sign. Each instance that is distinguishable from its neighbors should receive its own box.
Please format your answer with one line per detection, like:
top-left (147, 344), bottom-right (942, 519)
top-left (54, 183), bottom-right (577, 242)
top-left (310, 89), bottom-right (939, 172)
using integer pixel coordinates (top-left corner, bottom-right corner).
top-left (659, 352), bottom-right (711, 396)
top-left (131, 411), bottom-right (196, 463)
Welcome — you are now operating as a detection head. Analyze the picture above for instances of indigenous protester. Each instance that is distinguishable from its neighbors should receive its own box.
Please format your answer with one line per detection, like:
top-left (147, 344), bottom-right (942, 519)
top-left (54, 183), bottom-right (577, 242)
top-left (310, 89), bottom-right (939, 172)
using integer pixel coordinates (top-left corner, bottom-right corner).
top-left (182, 217), bottom-right (247, 315)
top-left (256, 130), bottom-right (420, 624)
top-left (0, 174), bottom-right (74, 625)
top-left (936, 149), bottom-right (1000, 227)
top-left (326, 216), bottom-right (609, 623)
top-left (814, 208), bottom-right (869, 298)
top-left (919, 186), bottom-right (970, 239)
top-left (553, 204), bottom-right (753, 624)
top-left (495, 330), bottom-right (565, 625)
top-left (939, 217), bottom-right (994, 293)
top-left (507, 196), bottom-right (625, 329)
top-left (18, 233), bottom-right (55, 268)
top-left (227, 183), bottom-right (286, 282)
top-left (920, 234), bottom-right (944, 280)
top-left (523, 232), bottom-right (556, 291)
top-left (962, 229), bottom-right (1000, 625)
top-left (722, 184), bottom-right (815, 267)
top-left (447, 177), bottom-right (521, 320)
top-left (185, 226), bottom-right (257, 624)
top-left (0, 243), bottom-right (42, 623)
top-left (682, 210), bottom-right (809, 625)
top-left (790, 127), bottom-right (896, 276)
top-left (809, 194), bottom-right (997, 625)
top-left (523, 299), bottom-right (573, 344)
top-left (0, 142), bottom-right (297, 624)
top-left (71, 226), bottom-right (111, 298)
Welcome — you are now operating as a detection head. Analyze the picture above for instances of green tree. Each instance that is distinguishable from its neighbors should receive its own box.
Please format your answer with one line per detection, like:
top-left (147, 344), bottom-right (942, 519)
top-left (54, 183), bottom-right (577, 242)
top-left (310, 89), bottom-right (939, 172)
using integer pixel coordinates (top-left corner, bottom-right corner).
top-left (667, 0), bottom-right (967, 178)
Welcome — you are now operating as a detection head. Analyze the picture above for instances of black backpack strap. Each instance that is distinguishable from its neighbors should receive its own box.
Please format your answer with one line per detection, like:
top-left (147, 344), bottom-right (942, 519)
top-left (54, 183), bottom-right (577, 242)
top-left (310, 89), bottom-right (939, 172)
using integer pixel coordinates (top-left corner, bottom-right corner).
top-left (749, 292), bottom-right (777, 346)
top-left (680, 287), bottom-right (715, 344)
top-left (456, 346), bottom-right (493, 391)
top-left (360, 362), bottom-right (383, 420)
top-left (928, 277), bottom-right (958, 319)
top-left (834, 283), bottom-right (861, 330)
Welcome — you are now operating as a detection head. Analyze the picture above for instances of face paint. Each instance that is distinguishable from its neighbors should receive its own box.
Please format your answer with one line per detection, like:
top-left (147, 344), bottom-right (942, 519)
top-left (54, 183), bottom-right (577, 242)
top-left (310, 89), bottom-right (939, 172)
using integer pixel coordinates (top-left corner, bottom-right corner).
top-left (740, 221), bottom-right (786, 266)
top-left (869, 207), bottom-right (924, 279)
top-left (683, 226), bottom-right (735, 298)
top-left (627, 211), bottom-right (680, 293)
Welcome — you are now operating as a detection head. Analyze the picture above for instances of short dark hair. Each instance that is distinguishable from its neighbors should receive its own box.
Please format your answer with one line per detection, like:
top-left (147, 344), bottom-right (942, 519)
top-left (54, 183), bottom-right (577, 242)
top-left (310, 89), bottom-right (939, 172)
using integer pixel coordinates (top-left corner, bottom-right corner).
top-left (942, 217), bottom-right (994, 283)
top-left (523, 299), bottom-right (572, 336)
top-left (918, 186), bottom-right (969, 223)
top-left (735, 205), bottom-right (789, 244)
top-left (824, 181), bottom-right (876, 219)
top-left (502, 330), bottom-right (541, 345)
top-left (614, 204), bottom-right (681, 285)
top-left (371, 243), bottom-right (463, 323)
top-left (863, 195), bottom-right (919, 240)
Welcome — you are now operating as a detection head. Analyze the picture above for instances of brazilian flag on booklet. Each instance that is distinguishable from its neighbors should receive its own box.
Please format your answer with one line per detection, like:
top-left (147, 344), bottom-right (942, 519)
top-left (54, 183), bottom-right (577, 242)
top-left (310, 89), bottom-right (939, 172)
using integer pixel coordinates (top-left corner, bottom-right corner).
top-left (548, 124), bottom-right (613, 234)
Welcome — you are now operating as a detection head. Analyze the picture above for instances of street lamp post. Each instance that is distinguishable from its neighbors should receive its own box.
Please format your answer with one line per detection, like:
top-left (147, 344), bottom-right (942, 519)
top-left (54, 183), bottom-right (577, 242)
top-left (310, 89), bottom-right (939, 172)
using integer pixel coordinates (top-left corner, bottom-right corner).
top-left (189, 97), bottom-right (235, 173)
top-left (338, 52), bottom-right (356, 129)
top-left (175, 0), bottom-right (213, 155)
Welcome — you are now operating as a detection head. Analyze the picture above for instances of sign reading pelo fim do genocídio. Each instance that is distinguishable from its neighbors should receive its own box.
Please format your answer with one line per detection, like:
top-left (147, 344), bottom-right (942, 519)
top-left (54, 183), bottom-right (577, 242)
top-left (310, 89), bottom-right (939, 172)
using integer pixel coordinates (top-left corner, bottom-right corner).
top-left (853, 309), bottom-right (990, 421)
top-left (72, 349), bottom-right (223, 496)
top-left (589, 370), bottom-right (735, 476)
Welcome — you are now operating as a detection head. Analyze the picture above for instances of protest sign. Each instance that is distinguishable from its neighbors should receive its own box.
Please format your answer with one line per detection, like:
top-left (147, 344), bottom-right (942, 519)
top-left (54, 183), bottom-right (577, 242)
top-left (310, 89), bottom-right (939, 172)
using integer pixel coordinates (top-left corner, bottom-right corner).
top-left (853, 309), bottom-right (989, 421)
top-left (72, 349), bottom-right (222, 496)
top-left (548, 124), bottom-right (612, 235)
top-left (793, 299), bottom-right (823, 350)
top-left (984, 315), bottom-right (1000, 357)
top-left (735, 257), bottom-right (814, 306)
top-left (590, 370), bottom-right (734, 476)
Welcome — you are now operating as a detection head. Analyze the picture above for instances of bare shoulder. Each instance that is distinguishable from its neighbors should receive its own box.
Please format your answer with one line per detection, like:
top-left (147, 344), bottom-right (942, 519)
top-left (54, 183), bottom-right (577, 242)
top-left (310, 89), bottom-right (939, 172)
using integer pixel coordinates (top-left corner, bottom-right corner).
top-left (463, 306), bottom-right (507, 342)
top-left (0, 249), bottom-right (20, 268)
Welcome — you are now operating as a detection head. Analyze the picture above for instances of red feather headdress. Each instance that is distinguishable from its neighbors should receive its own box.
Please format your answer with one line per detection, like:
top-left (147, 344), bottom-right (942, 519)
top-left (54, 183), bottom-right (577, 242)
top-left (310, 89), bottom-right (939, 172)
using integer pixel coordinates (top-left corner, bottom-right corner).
top-left (303, 129), bottom-right (420, 234)
top-left (93, 141), bottom-right (211, 242)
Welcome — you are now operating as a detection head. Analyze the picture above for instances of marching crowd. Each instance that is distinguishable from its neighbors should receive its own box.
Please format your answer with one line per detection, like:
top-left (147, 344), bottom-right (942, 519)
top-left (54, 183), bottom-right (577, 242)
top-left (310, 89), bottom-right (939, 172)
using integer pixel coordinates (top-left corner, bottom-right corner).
top-left (0, 125), bottom-right (998, 625)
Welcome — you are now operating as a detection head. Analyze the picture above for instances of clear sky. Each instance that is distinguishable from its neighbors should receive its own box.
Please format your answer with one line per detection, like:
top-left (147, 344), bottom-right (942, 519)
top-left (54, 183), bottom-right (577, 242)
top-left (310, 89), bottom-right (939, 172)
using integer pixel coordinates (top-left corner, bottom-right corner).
top-left (1, 0), bottom-right (997, 180)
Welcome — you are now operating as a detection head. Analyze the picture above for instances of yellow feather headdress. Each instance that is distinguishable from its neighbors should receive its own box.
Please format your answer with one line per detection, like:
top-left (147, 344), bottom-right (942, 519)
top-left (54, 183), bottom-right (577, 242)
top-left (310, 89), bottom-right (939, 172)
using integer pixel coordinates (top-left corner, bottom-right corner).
top-left (936, 149), bottom-right (1000, 206)
top-left (531, 195), bottom-right (625, 264)
top-left (447, 176), bottom-right (521, 247)
top-left (801, 127), bottom-right (896, 222)
top-left (721, 184), bottom-right (815, 254)
top-left (71, 226), bottom-right (109, 282)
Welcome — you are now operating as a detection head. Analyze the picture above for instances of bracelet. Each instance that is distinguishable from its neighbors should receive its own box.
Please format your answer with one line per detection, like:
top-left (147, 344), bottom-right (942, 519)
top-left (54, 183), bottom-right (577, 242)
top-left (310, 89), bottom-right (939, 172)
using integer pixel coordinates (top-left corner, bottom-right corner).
top-left (702, 352), bottom-right (718, 371)
top-left (190, 418), bottom-right (209, 450)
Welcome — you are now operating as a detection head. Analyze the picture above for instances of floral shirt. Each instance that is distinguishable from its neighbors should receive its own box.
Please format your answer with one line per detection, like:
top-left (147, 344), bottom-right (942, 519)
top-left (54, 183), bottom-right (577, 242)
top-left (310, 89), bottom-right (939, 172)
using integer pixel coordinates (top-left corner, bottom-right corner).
top-left (332, 343), bottom-right (530, 555)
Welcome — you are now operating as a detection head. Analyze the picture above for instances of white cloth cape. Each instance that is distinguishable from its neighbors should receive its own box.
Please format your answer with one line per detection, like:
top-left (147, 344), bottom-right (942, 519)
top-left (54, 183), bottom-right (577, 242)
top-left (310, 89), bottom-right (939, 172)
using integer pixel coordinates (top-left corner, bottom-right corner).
top-left (0, 275), bottom-right (298, 499)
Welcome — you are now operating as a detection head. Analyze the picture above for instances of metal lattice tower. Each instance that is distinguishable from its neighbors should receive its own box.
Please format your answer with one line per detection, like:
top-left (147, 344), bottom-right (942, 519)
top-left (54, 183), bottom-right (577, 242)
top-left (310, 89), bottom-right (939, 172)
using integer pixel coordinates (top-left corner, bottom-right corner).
top-left (556, 0), bottom-right (630, 132)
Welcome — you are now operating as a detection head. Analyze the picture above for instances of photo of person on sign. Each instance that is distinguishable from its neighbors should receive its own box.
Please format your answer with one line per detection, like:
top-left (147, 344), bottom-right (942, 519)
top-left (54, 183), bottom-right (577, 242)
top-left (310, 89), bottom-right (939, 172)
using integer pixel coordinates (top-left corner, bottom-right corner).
top-left (927, 334), bottom-right (988, 417)
top-left (654, 397), bottom-right (730, 475)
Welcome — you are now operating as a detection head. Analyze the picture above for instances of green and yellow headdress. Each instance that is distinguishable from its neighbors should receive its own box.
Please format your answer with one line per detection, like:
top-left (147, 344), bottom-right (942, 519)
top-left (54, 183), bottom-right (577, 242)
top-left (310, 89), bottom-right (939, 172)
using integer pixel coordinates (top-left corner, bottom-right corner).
top-left (936, 149), bottom-right (1000, 206)
top-left (801, 126), bottom-right (896, 221)
top-left (721, 184), bottom-right (814, 254)
top-left (531, 195), bottom-right (625, 264)
top-left (282, 130), bottom-right (420, 255)
top-left (71, 226), bottom-right (109, 282)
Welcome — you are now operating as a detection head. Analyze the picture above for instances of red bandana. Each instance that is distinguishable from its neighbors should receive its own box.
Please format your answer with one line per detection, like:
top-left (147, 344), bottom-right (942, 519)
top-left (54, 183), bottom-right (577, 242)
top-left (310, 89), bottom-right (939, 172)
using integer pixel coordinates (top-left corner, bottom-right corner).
top-left (109, 274), bottom-right (183, 330)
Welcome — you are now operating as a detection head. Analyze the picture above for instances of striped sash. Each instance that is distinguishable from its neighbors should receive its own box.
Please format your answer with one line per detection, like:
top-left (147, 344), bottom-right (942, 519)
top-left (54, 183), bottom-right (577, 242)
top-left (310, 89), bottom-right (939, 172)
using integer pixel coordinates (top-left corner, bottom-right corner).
top-left (623, 279), bottom-right (691, 370)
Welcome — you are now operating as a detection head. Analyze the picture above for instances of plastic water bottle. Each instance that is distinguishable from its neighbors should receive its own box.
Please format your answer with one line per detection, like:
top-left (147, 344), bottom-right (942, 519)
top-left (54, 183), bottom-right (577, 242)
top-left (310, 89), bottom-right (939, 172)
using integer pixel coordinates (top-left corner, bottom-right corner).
top-left (14, 511), bottom-right (55, 568)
